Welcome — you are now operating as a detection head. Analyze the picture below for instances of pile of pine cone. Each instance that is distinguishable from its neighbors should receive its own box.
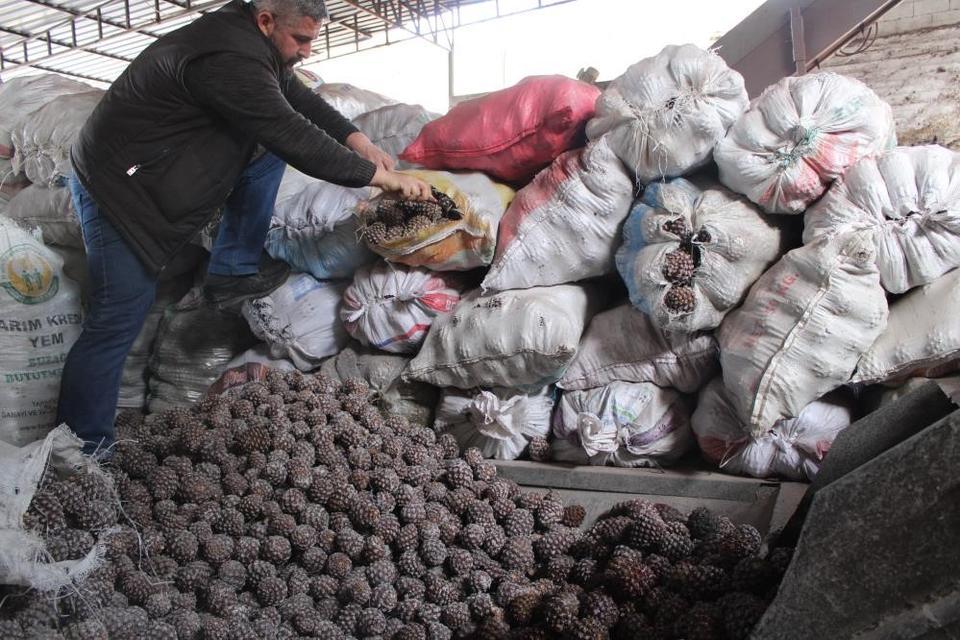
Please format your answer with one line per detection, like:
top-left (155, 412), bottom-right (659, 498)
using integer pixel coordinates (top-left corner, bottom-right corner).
top-left (1, 369), bottom-right (791, 639)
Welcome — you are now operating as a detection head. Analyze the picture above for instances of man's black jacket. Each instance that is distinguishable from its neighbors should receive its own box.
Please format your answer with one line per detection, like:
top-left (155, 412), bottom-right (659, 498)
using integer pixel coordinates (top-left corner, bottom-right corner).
top-left (72, 0), bottom-right (376, 275)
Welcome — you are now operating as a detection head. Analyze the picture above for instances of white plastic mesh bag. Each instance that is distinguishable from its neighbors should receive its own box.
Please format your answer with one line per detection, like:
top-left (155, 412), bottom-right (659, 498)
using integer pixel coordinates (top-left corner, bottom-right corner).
top-left (718, 232), bottom-right (888, 434)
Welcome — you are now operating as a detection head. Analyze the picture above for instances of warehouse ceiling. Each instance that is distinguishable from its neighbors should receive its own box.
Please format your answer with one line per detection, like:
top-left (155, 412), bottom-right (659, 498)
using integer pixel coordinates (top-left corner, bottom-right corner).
top-left (0, 0), bottom-right (575, 85)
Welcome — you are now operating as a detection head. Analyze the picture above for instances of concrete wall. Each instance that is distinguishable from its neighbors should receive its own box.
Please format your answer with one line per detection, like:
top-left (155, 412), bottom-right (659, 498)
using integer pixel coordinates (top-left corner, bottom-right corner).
top-left (878, 0), bottom-right (960, 35)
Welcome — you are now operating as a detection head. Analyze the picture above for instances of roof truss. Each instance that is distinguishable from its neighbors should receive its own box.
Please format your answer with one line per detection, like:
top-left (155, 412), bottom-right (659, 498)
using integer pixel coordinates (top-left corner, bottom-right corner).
top-left (0, 0), bottom-right (575, 84)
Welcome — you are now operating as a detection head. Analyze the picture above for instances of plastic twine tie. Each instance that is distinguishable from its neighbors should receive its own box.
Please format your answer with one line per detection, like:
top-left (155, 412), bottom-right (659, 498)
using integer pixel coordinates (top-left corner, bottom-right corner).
top-left (577, 413), bottom-right (619, 457)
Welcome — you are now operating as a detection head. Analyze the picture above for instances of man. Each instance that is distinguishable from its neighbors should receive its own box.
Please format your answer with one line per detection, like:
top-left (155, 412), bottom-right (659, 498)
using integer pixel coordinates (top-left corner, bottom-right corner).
top-left (59, 0), bottom-right (431, 454)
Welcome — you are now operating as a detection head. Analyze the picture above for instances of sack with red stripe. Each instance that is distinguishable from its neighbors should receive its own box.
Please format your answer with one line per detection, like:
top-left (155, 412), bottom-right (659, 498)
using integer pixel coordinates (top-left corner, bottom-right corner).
top-left (341, 261), bottom-right (463, 354)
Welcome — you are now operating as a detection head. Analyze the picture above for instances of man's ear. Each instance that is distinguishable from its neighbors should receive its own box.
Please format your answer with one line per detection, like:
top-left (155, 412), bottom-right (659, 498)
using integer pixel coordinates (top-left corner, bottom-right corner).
top-left (255, 10), bottom-right (276, 37)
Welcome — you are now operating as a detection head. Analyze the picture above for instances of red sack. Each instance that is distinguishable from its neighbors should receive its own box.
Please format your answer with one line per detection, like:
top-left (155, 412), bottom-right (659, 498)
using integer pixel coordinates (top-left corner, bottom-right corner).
top-left (400, 75), bottom-right (600, 184)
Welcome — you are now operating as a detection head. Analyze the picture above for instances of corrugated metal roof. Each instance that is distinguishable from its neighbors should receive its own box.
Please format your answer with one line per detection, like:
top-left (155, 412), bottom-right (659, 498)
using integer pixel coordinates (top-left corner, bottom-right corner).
top-left (0, 0), bottom-right (575, 86)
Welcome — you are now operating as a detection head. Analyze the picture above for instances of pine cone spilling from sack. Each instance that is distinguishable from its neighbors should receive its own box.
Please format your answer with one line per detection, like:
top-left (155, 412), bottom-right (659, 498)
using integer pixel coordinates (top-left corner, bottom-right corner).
top-left (664, 285), bottom-right (696, 313)
top-left (662, 249), bottom-right (696, 284)
top-left (363, 221), bottom-right (388, 246)
top-left (431, 187), bottom-right (463, 220)
top-left (399, 199), bottom-right (444, 220)
top-left (663, 217), bottom-right (691, 240)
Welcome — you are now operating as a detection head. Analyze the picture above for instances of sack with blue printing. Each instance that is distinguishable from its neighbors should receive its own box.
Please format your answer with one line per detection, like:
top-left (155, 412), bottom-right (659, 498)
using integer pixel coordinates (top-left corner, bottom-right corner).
top-left (266, 180), bottom-right (377, 280)
top-left (615, 177), bottom-right (790, 333)
top-left (550, 381), bottom-right (694, 467)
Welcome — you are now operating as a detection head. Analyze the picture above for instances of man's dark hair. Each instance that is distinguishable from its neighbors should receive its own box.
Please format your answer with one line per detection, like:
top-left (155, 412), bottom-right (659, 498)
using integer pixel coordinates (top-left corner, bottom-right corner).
top-left (251, 0), bottom-right (328, 23)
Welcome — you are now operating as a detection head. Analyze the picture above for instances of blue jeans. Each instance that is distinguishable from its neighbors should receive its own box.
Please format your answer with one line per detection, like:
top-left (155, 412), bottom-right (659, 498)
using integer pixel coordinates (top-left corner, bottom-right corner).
top-left (58, 151), bottom-right (286, 453)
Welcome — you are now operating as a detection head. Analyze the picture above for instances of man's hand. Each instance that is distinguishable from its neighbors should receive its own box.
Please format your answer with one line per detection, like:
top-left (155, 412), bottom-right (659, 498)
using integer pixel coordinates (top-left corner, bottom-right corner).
top-left (346, 131), bottom-right (395, 172)
top-left (371, 167), bottom-right (433, 201)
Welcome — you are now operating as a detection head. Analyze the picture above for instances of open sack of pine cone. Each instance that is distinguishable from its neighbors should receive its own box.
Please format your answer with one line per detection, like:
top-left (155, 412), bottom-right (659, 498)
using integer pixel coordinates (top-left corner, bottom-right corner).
top-left (356, 170), bottom-right (515, 271)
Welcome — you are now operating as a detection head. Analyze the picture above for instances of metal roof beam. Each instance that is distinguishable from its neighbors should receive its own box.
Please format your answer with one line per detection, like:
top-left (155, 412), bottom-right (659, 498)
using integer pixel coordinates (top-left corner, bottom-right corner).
top-left (0, 0), bottom-right (228, 76)
top-left (0, 24), bottom-right (135, 64)
top-left (338, 0), bottom-right (450, 49)
top-left (17, 0), bottom-right (165, 41)
top-left (5, 60), bottom-right (112, 83)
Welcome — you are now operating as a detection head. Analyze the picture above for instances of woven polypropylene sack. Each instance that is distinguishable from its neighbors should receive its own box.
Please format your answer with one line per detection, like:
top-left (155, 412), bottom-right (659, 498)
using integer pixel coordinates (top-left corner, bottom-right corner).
top-left (12, 90), bottom-right (103, 187)
top-left (5, 185), bottom-right (79, 248)
top-left (691, 378), bottom-right (853, 481)
top-left (314, 82), bottom-right (398, 119)
top-left (118, 275), bottom-right (192, 409)
top-left (265, 180), bottom-right (376, 280)
top-left (718, 232), bottom-right (888, 434)
top-left (715, 72), bottom-right (894, 214)
top-left (0, 75), bottom-right (92, 162)
top-left (615, 177), bottom-right (792, 333)
top-left (401, 75), bottom-right (600, 184)
top-left (358, 170), bottom-right (515, 271)
top-left (341, 261), bottom-right (462, 354)
top-left (804, 145), bottom-right (960, 293)
top-left (241, 273), bottom-right (349, 372)
top-left (551, 381), bottom-right (694, 468)
top-left (147, 288), bottom-right (259, 413)
top-left (353, 103), bottom-right (439, 169)
top-left (481, 136), bottom-right (634, 292)
top-left (0, 426), bottom-right (110, 590)
top-left (853, 266), bottom-right (960, 385)
top-left (0, 218), bottom-right (83, 445)
top-left (558, 303), bottom-right (718, 394)
top-left (405, 283), bottom-right (603, 389)
top-left (434, 386), bottom-right (554, 460)
top-left (320, 342), bottom-right (439, 427)
top-left (586, 44), bottom-right (748, 184)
